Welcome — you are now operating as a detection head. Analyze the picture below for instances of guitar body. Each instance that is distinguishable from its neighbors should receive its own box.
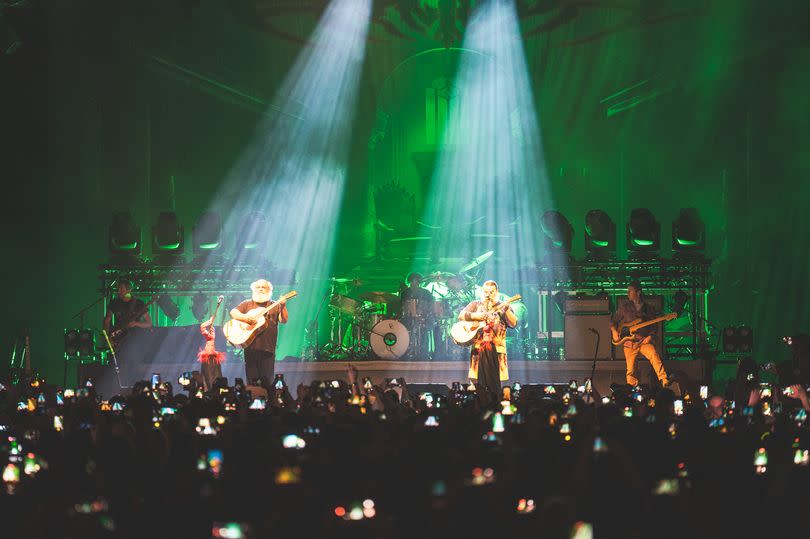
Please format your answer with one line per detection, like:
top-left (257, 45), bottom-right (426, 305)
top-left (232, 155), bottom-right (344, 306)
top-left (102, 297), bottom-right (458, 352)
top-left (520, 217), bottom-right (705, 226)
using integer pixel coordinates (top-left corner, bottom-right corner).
top-left (223, 308), bottom-right (268, 348)
top-left (612, 318), bottom-right (643, 346)
top-left (451, 294), bottom-right (523, 347)
top-left (222, 291), bottom-right (297, 348)
top-left (108, 297), bottom-right (156, 350)
top-left (450, 321), bottom-right (483, 346)
top-left (611, 313), bottom-right (677, 346)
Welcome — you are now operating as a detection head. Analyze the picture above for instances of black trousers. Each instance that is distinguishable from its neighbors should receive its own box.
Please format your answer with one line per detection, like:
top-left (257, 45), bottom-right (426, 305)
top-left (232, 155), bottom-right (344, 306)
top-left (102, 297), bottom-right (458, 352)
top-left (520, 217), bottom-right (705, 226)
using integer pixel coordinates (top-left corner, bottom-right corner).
top-left (200, 360), bottom-right (223, 391)
top-left (476, 346), bottom-right (502, 401)
top-left (244, 348), bottom-right (276, 387)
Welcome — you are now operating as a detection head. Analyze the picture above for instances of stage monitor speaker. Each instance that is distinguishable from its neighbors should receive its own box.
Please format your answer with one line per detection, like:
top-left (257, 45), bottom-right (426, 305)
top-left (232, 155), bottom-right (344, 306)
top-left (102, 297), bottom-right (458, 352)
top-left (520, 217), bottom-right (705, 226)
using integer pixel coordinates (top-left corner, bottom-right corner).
top-left (564, 314), bottom-right (612, 360)
top-left (614, 295), bottom-right (667, 361)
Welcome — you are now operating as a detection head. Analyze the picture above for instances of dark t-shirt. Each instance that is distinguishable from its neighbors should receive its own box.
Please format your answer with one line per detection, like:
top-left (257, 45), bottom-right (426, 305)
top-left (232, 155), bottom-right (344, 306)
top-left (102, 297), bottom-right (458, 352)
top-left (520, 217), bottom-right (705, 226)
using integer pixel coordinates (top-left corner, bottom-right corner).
top-left (400, 286), bottom-right (434, 316)
top-left (611, 298), bottom-right (659, 340)
top-left (108, 297), bottom-right (147, 329)
top-left (236, 300), bottom-right (283, 353)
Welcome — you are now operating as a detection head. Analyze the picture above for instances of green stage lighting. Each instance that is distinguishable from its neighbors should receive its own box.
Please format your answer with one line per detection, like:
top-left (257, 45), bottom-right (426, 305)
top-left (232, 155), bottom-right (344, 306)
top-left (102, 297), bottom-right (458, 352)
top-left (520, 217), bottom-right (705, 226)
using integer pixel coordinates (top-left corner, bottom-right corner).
top-left (152, 212), bottom-right (185, 258)
top-left (235, 211), bottom-right (267, 251)
top-left (541, 211), bottom-right (573, 254)
top-left (672, 208), bottom-right (705, 254)
top-left (193, 211), bottom-right (222, 255)
top-left (626, 208), bottom-right (660, 254)
top-left (584, 209), bottom-right (615, 257)
top-left (108, 212), bottom-right (141, 255)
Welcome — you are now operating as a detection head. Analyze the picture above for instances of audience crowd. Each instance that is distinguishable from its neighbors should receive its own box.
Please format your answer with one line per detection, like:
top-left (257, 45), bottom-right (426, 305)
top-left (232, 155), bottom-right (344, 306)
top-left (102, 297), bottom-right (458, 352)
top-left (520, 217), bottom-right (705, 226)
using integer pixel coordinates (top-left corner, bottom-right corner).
top-left (2, 357), bottom-right (810, 539)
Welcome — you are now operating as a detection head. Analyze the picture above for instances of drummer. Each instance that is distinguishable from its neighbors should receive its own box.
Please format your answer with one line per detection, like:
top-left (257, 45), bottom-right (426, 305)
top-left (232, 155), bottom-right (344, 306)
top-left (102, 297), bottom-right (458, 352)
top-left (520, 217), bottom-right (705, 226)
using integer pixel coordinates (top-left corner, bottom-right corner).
top-left (400, 272), bottom-right (434, 319)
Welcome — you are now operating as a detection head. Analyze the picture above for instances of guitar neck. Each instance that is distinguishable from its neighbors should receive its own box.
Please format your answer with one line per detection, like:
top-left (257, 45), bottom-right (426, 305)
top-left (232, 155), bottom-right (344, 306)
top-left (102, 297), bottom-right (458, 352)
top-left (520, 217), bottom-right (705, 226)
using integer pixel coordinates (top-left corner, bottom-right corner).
top-left (631, 315), bottom-right (671, 330)
top-left (488, 296), bottom-right (520, 315)
top-left (260, 299), bottom-right (285, 317)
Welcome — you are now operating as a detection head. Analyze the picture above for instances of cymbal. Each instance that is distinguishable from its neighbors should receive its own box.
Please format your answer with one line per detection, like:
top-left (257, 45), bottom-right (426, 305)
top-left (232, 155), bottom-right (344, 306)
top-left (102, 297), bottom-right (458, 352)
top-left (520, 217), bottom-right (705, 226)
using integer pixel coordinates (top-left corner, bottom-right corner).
top-left (359, 291), bottom-right (399, 304)
top-left (459, 250), bottom-right (494, 273)
top-left (329, 277), bottom-right (361, 285)
top-left (420, 271), bottom-right (456, 283)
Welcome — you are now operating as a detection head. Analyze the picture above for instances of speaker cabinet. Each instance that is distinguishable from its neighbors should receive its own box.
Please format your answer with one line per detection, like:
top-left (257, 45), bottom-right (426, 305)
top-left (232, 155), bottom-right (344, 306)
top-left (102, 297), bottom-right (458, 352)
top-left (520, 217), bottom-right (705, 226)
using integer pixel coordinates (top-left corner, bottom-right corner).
top-left (564, 314), bottom-right (613, 360)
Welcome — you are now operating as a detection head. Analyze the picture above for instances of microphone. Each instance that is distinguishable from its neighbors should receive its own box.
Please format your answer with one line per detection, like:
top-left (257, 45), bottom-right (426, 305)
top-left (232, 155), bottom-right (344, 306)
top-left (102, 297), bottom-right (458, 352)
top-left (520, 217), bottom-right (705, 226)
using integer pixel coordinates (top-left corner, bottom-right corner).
top-left (217, 295), bottom-right (225, 302)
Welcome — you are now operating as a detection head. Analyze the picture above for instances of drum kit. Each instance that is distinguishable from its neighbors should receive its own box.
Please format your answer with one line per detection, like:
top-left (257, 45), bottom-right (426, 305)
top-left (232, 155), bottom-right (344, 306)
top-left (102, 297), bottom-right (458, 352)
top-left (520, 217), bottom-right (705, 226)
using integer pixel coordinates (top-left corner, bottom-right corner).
top-left (313, 250), bottom-right (528, 360)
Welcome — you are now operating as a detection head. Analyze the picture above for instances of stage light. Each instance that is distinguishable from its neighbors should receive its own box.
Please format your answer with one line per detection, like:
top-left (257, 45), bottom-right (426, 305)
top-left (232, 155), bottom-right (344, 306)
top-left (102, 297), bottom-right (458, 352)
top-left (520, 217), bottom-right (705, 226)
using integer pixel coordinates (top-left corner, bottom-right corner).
top-left (78, 329), bottom-right (95, 357)
top-left (235, 211), bottom-right (267, 251)
top-left (191, 293), bottom-right (209, 322)
top-left (584, 209), bottom-right (615, 257)
top-left (738, 326), bottom-right (753, 353)
top-left (108, 212), bottom-right (141, 255)
top-left (626, 208), bottom-right (660, 254)
top-left (672, 208), bottom-right (705, 254)
top-left (722, 326), bottom-right (753, 353)
top-left (540, 211), bottom-right (573, 254)
top-left (152, 212), bottom-right (185, 257)
top-left (156, 294), bottom-right (180, 321)
top-left (64, 329), bottom-right (79, 357)
top-left (193, 211), bottom-right (222, 255)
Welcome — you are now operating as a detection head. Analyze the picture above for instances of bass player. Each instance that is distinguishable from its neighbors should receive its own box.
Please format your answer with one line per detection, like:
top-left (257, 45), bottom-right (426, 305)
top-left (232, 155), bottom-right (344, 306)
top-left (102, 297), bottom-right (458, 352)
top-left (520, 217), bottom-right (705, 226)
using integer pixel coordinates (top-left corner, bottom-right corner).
top-left (610, 280), bottom-right (670, 388)
top-left (103, 280), bottom-right (152, 343)
top-left (229, 279), bottom-right (288, 387)
top-left (458, 280), bottom-right (517, 401)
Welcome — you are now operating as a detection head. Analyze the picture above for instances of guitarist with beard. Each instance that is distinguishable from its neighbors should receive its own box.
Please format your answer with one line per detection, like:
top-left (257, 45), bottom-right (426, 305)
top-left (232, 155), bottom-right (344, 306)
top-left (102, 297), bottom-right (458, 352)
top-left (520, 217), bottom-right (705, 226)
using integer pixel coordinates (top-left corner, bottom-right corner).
top-left (229, 279), bottom-right (288, 388)
top-left (610, 280), bottom-right (671, 389)
top-left (458, 280), bottom-right (517, 402)
top-left (103, 280), bottom-right (152, 347)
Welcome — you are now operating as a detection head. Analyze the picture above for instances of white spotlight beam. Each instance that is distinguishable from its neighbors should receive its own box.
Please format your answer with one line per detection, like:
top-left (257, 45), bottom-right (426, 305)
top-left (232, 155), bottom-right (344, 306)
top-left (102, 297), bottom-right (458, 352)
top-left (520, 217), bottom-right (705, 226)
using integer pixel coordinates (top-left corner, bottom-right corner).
top-left (420, 0), bottom-right (561, 367)
top-left (196, 0), bottom-right (372, 359)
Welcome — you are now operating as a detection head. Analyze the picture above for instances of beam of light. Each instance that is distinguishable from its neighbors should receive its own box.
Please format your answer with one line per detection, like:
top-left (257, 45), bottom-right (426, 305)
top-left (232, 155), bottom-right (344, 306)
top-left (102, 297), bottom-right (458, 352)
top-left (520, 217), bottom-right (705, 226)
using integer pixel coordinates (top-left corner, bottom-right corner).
top-left (134, 0), bottom-right (372, 375)
top-left (418, 0), bottom-right (562, 372)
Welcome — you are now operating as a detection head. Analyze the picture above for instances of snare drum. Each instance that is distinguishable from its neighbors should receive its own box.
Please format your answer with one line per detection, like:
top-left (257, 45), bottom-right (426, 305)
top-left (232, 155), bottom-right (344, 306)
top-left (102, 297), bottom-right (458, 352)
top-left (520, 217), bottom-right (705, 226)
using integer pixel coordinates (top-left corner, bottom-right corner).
top-left (369, 319), bottom-right (410, 359)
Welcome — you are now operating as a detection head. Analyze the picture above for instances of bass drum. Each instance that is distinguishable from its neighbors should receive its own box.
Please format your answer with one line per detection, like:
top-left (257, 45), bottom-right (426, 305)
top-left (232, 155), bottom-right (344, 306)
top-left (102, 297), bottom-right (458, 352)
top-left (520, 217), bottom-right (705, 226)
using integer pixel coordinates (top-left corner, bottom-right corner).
top-left (369, 319), bottom-right (410, 359)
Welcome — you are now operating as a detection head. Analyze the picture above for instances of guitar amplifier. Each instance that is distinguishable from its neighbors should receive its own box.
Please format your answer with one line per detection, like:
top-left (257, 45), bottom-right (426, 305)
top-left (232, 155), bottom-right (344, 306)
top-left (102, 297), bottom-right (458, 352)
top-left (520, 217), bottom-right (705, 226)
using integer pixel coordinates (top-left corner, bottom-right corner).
top-left (564, 314), bottom-right (613, 360)
top-left (564, 296), bottom-right (609, 313)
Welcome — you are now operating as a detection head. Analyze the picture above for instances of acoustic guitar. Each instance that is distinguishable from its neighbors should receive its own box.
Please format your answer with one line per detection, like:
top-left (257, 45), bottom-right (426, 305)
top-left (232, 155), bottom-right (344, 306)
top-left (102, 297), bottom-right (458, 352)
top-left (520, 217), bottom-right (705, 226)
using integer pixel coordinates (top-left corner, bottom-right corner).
top-left (222, 291), bottom-right (297, 348)
top-left (450, 294), bottom-right (522, 347)
top-left (611, 312), bottom-right (677, 346)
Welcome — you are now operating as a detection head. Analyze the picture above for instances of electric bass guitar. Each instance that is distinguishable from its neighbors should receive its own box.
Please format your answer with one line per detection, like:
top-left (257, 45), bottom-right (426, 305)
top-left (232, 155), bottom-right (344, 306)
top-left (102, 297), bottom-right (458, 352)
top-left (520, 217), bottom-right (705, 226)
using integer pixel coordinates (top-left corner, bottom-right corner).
top-left (222, 291), bottom-right (297, 348)
top-left (611, 312), bottom-right (677, 346)
top-left (109, 297), bottom-right (156, 349)
top-left (450, 294), bottom-right (522, 346)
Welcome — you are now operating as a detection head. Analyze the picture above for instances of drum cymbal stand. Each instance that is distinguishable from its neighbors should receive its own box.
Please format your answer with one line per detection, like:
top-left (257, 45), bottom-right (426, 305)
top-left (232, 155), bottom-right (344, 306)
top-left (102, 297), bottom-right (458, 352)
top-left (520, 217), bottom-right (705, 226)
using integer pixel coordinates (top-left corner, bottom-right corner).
top-left (305, 285), bottom-right (333, 361)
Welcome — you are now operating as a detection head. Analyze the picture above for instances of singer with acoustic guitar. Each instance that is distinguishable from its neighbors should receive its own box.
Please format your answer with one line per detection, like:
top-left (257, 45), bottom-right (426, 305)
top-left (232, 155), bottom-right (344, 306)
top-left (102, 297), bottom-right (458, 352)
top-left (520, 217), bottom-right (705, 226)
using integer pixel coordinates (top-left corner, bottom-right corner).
top-left (456, 280), bottom-right (517, 400)
top-left (228, 279), bottom-right (289, 388)
top-left (610, 280), bottom-right (674, 388)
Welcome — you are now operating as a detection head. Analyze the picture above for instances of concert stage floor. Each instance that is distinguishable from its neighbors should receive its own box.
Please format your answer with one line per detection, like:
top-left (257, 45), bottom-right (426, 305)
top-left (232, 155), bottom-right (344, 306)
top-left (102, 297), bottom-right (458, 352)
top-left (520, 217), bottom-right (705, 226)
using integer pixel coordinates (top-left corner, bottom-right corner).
top-left (273, 359), bottom-right (705, 396)
top-left (88, 357), bottom-right (705, 398)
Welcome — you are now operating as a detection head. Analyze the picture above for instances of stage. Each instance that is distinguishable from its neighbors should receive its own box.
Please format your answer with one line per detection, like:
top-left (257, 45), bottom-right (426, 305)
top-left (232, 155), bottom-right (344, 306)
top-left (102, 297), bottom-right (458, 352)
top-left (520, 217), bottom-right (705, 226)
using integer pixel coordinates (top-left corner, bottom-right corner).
top-left (85, 355), bottom-right (705, 399)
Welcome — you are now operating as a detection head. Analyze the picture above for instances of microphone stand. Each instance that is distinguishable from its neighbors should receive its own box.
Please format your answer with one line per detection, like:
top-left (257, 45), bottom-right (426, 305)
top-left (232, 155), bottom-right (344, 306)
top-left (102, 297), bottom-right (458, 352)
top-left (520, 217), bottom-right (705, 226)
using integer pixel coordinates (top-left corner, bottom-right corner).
top-left (589, 328), bottom-right (601, 423)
